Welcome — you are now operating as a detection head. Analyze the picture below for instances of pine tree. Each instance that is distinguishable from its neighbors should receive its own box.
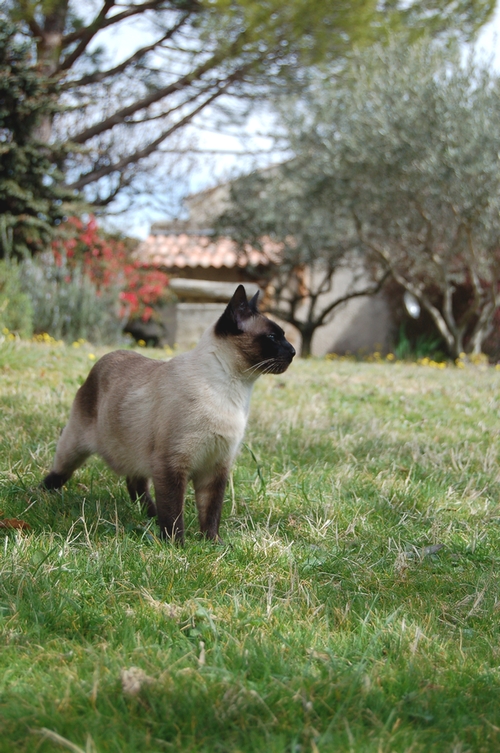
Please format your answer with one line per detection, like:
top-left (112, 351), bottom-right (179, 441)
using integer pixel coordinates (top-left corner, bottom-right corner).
top-left (0, 19), bottom-right (75, 259)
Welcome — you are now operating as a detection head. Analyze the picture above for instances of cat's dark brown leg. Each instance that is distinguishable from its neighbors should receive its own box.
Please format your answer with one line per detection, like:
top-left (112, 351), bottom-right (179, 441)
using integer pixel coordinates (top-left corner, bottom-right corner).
top-left (152, 468), bottom-right (186, 544)
top-left (193, 469), bottom-right (228, 542)
top-left (42, 470), bottom-right (72, 489)
top-left (126, 476), bottom-right (157, 518)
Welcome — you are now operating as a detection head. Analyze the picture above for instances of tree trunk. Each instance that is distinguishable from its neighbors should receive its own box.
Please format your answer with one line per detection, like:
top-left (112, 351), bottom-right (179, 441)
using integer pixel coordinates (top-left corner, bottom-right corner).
top-left (299, 327), bottom-right (315, 358)
top-left (32, 1), bottom-right (68, 143)
top-left (37, 1), bottom-right (68, 76)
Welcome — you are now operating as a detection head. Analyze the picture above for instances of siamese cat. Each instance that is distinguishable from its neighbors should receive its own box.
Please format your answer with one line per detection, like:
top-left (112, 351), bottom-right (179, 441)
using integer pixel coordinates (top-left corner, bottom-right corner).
top-left (42, 285), bottom-right (295, 543)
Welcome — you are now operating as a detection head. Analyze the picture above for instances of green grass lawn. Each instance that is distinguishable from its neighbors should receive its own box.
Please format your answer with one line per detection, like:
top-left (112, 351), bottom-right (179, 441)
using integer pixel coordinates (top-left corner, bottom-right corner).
top-left (1, 338), bottom-right (499, 752)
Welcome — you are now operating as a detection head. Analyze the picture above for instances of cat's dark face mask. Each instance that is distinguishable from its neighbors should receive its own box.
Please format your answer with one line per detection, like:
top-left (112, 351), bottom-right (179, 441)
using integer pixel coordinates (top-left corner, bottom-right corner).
top-left (215, 285), bottom-right (296, 374)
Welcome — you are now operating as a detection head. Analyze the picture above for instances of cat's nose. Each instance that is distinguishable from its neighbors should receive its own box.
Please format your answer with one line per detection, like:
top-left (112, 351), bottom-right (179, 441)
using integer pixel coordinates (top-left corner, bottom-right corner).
top-left (288, 343), bottom-right (296, 358)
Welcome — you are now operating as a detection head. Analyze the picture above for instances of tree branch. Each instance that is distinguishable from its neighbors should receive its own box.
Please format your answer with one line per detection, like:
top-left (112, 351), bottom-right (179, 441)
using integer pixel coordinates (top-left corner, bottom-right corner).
top-left (468, 294), bottom-right (497, 354)
top-left (352, 211), bottom-right (459, 354)
top-left (61, 16), bottom-right (191, 89)
top-left (442, 275), bottom-right (458, 338)
top-left (68, 79), bottom-right (236, 190)
top-left (315, 269), bottom-right (390, 327)
top-left (120, 79), bottom-right (215, 125)
top-left (69, 40), bottom-right (247, 145)
top-left (60, 0), bottom-right (178, 48)
top-left (267, 304), bottom-right (302, 331)
top-left (91, 171), bottom-right (134, 207)
top-left (25, 15), bottom-right (44, 40)
top-left (58, 0), bottom-right (116, 73)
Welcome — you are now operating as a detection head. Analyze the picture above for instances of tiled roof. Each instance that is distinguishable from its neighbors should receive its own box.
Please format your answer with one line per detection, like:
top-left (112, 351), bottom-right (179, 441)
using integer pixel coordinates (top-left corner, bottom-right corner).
top-left (135, 233), bottom-right (280, 269)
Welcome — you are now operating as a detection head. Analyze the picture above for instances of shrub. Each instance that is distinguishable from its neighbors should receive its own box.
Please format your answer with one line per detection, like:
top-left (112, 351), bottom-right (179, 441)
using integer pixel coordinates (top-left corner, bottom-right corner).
top-left (53, 216), bottom-right (170, 324)
top-left (0, 260), bottom-right (33, 337)
top-left (16, 216), bottom-right (170, 345)
top-left (19, 254), bottom-right (124, 344)
top-left (393, 324), bottom-right (446, 362)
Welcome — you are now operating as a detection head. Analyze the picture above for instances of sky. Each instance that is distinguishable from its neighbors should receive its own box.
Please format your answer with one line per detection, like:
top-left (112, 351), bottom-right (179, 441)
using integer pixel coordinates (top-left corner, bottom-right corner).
top-left (475, 5), bottom-right (500, 66)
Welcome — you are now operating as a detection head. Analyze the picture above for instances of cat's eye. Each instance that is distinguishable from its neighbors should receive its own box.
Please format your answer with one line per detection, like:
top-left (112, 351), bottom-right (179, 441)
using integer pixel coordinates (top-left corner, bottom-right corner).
top-left (267, 333), bottom-right (278, 342)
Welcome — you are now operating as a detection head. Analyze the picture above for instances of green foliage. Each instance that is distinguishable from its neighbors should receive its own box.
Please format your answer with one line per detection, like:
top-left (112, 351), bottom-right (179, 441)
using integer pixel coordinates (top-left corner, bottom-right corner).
top-left (2, 0), bottom-right (495, 210)
top-left (205, 0), bottom-right (495, 69)
top-left (0, 213), bottom-right (170, 346)
top-left (0, 18), bottom-right (76, 260)
top-left (19, 254), bottom-right (125, 344)
top-left (52, 215), bottom-right (171, 324)
top-left (0, 260), bottom-right (33, 336)
top-left (1, 346), bottom-right (500, 750)
top-left (394, 324), bottom-right (445, 362)
top-left (263, 38), bottom-right (500, 359)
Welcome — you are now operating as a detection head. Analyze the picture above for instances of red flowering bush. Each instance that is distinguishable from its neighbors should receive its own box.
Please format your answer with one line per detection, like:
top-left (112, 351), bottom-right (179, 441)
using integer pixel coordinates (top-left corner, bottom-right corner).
top-left (52, 216), bottom-right (169, 322)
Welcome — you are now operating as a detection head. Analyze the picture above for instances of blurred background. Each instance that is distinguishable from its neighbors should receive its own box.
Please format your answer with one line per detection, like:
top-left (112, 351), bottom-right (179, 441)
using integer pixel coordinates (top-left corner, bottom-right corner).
top-left (2, 0), bottom-right (500, 359)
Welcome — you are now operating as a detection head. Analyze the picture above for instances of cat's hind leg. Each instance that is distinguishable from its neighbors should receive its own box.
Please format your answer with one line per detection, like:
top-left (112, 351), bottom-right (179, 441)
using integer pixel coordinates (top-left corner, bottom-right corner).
top-left (42, 420), bottom-right (92, 490)
top-left (42, 364), bottom-right (100, 490)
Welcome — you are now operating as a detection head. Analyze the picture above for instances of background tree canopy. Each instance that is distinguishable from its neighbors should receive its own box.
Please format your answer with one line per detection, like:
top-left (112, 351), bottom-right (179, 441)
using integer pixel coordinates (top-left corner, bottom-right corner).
top-left (217, 38), bottom-right (500, 358)
top-left (1, 0), bottom-right (495, 220)
top-left (215, 166), bottom-right (389, 357)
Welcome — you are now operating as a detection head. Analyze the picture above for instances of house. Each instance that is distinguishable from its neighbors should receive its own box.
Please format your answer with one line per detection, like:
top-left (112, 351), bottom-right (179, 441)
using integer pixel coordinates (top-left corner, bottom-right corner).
top-left (134, 226), bottom-right (275, 349)
top-left (134, 185), bottom-right (392, 355)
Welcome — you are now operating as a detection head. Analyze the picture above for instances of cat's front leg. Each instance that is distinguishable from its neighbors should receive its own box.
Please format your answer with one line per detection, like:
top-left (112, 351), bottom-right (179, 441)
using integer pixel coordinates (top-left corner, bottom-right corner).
top-left (193, 467), bottom-right (229, 542)
top-left (152, 467), bottom-right (187, 544)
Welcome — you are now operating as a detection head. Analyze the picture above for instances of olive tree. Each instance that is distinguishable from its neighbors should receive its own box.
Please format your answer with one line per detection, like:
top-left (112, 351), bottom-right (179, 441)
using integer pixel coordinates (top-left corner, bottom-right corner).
top-left (216, 167), bottom-right (387, 357)
top-left (284, 40), bottom-right (500, 358)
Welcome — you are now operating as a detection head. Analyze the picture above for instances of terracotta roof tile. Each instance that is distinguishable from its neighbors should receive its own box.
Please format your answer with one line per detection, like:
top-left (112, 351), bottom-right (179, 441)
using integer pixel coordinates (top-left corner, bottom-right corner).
top-left (135, 234), bottom-right (280, 269)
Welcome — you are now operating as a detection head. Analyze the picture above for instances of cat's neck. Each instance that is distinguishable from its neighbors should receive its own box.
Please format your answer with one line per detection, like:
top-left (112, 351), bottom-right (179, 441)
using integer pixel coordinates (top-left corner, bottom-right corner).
top-left (191, 326), bottom-right (259, 386)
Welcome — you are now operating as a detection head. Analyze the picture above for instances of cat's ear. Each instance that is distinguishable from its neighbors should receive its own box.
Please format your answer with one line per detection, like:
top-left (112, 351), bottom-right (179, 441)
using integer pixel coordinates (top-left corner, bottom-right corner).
top-left (248, 290), bottom-right (259, 313)
top-left (230, 284), bottom-right (249, 312)
top-left (215, 285), bottom-right (256, 336)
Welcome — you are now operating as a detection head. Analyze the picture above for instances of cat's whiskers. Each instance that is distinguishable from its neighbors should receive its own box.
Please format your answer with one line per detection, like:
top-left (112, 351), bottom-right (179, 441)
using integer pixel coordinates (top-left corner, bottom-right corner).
top-left (243, 358), bottom-right (277, 375)
top-left (263, 361), bottom-right (283, 375)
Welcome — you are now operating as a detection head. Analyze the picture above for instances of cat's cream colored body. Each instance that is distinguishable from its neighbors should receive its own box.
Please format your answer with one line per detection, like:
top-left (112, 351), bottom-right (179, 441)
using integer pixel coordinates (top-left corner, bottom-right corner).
top-left (56, 328), bottom-right (254, 485)
top-left (43, 286), bottom-right (295, 542)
